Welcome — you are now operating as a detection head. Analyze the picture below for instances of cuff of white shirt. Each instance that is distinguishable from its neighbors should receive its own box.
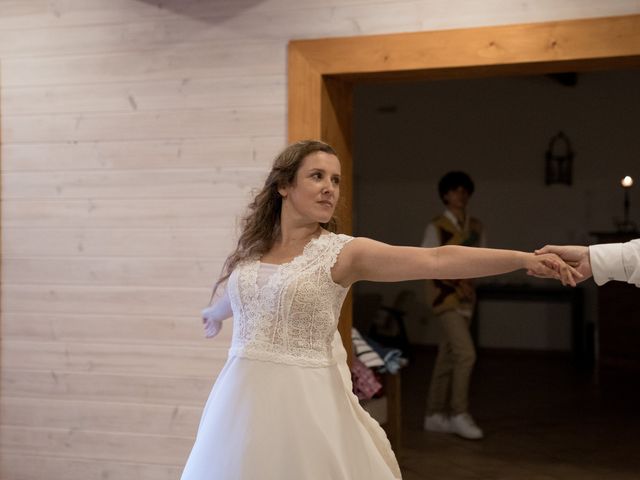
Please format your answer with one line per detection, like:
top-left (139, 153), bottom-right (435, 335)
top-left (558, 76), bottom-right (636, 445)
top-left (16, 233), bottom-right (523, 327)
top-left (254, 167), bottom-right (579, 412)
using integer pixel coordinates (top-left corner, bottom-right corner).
top-left (589, 243), bottom-right (626, 285)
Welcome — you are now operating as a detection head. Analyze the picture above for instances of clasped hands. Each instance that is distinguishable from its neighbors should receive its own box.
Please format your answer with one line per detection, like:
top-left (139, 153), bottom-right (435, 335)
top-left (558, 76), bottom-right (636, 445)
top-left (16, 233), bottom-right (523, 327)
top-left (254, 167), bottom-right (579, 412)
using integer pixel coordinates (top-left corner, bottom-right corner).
top-left (527, 245), bottom-right (591, 286)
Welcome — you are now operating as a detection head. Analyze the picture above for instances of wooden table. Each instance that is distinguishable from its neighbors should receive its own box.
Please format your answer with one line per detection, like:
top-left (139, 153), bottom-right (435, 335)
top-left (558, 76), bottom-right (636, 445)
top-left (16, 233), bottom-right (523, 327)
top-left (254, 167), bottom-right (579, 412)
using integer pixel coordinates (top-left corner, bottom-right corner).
top-left (475, 283), bottom-right (589, 368)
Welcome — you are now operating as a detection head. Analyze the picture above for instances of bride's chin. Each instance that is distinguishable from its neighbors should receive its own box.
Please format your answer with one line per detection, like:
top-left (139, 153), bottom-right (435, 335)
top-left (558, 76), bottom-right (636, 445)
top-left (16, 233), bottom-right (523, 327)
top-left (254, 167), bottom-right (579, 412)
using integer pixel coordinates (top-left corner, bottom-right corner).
top-left (306, 209), bottom-right (334, 224)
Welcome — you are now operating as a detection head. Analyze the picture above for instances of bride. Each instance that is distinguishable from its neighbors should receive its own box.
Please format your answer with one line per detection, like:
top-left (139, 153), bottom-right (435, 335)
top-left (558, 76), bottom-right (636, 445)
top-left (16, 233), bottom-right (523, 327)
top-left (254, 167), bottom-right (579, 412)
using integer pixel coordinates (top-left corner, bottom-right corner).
top-left (180, 140), bottom-right (579, 480)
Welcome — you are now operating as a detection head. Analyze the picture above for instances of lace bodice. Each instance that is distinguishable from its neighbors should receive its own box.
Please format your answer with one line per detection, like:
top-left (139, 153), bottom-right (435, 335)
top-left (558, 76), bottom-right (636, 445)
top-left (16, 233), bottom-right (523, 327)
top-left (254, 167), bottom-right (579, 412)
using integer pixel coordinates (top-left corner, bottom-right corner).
top-left (226, 232), bottom-right (354, 367)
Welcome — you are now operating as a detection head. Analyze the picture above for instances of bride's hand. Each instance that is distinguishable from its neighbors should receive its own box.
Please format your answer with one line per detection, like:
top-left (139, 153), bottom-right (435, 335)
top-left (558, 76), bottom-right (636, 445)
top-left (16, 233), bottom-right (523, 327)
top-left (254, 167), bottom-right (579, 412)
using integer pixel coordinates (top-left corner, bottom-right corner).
top-left (525, 252), bottom-right (582, 287)
top-left (203, 315), bottom-right (223, 338)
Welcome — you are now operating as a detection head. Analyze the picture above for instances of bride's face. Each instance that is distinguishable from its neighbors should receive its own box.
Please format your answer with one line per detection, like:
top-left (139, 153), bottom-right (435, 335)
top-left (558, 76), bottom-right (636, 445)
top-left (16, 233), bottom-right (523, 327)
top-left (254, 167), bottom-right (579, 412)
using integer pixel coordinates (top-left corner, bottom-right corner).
top-left (279, 151), bottom-right (341, 224)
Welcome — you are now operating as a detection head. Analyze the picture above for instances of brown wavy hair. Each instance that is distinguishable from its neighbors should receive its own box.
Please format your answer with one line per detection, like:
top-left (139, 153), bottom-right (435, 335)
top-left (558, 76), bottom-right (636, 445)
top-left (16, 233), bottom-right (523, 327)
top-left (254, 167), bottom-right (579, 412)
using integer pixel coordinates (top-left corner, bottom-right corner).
top-left (211, 140), bottom-right (339, 299)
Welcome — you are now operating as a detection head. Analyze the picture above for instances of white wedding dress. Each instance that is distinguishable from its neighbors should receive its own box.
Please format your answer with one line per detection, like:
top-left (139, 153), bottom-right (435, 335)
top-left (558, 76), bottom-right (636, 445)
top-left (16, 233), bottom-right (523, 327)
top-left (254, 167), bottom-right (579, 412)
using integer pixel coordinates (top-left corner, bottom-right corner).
top-left (181, 232), bottom-right (401, 479)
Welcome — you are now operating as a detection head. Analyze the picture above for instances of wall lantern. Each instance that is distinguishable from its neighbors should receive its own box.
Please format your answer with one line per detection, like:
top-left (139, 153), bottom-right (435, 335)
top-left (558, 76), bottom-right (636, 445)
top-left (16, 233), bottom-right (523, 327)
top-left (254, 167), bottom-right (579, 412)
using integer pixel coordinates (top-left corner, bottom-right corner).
top-left (545, 131), bottom-right (573, 186)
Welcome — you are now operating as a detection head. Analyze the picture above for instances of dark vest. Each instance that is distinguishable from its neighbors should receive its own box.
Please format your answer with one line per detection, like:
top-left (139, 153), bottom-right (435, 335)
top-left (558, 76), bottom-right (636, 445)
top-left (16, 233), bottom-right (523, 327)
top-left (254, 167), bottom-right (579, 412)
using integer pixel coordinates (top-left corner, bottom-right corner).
top-left (428, 214), bottom-right (483, 314)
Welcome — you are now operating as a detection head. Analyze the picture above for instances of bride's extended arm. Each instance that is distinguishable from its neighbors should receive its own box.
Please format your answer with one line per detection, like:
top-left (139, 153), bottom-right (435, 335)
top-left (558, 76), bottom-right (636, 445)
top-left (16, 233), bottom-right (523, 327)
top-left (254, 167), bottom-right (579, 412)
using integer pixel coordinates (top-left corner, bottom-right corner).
top-left (201, 286), bottom-right (233, 338)
top-left (333, 237), bottom-right (580, 287)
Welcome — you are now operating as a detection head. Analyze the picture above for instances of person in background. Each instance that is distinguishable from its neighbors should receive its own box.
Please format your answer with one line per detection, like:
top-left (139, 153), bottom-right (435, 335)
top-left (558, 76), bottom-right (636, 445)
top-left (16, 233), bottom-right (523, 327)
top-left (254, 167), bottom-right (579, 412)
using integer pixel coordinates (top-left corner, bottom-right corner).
top-left (422, 171), bottom-right (486, 440)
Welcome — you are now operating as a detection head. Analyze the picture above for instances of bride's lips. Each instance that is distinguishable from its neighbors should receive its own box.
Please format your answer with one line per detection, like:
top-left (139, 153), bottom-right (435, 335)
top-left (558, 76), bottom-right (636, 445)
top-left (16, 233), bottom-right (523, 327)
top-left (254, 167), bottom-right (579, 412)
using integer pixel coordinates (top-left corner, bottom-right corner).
top-left (318, 200), bottom-right (333, 208)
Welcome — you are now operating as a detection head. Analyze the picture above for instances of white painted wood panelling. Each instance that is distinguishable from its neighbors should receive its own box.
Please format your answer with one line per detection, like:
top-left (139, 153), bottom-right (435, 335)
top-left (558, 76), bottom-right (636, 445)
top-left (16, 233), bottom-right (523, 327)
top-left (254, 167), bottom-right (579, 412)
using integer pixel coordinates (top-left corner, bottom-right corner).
top-left (3, 76), bottom-right (286, 114)
top-left (3, 284), bottom-right (206, 315)
top-left (2, 369), bottom-right (214, 405)
top-left (2, 341), bottom-right (228, 376)
top-left (2, 227), bottom-right (235, 257)
top-left (1, 0), bottom-right (639, 478)
top-left (0, 453), bottom-right (182, 480)
top-left (1, 43), bottom-right (287, 87)
top-left (2, 198), bottom-right (247, 227)
top-left (2, 396), bottom-right (203, 435)
top-left (0, 137), bottom-right (282, 170)
top-left (4, 105), bottom-right (286, 142)
top-left (2, 257), bottom-right (223, 286)
top-left (2, 168), bottom-right (267, 198)
top-left (1, 426), bottom-right (194, 465)
top-left (2, 312), bottom-right (234, 344)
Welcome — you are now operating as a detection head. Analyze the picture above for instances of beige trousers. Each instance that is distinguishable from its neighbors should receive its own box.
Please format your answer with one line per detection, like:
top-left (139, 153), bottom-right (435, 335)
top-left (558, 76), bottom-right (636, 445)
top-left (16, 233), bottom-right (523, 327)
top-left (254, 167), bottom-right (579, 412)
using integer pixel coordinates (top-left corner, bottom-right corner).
top-left (426, 309), bottom-right (477, 415)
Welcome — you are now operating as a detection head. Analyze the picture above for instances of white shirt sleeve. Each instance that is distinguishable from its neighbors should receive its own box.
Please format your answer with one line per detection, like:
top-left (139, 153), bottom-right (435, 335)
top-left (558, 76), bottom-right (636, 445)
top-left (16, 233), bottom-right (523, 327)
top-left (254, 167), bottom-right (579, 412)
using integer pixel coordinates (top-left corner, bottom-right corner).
top-left (421, 223), bottom-right (440, 248)
top-left (589, 239), bottom-right (640, 287)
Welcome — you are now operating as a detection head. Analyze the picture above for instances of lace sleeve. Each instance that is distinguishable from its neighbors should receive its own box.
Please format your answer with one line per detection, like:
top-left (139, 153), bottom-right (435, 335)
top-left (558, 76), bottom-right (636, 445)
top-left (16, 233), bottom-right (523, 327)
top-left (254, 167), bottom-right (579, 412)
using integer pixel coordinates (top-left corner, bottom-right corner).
top-left (327, 233), bottom-right (355, 270)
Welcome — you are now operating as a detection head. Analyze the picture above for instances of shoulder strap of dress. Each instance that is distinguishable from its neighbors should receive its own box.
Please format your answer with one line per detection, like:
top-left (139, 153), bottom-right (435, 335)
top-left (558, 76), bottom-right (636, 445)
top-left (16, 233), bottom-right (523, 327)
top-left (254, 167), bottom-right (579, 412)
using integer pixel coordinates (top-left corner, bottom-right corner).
top-left (326, 233), bottom-right (354, 270)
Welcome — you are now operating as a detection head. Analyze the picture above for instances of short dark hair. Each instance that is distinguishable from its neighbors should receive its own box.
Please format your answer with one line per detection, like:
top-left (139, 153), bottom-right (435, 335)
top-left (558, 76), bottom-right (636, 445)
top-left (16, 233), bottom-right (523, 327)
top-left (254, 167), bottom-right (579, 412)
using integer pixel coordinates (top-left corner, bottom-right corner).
top-left (438, 171), bottom-right (475, 203)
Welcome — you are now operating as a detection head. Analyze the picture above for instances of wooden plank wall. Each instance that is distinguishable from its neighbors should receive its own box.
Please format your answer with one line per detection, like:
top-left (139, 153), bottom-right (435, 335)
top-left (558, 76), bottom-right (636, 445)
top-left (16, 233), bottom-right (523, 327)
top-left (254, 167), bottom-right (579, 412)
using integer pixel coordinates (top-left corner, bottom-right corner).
top-left (1, 1), bottom-right (638, 478)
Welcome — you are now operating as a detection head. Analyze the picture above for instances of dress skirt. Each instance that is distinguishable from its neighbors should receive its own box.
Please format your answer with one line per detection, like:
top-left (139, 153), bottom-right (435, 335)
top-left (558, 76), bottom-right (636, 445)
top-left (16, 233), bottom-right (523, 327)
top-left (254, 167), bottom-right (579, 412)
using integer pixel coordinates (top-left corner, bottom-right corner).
top-left (181, 338), bottom-right (401, 480)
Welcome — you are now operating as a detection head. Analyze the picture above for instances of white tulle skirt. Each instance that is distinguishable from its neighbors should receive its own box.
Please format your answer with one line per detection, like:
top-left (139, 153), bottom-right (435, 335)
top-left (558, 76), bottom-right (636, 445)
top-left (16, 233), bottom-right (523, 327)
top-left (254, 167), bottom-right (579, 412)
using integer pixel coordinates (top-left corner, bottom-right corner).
top-left (181, 335), bottom-right (401, 480)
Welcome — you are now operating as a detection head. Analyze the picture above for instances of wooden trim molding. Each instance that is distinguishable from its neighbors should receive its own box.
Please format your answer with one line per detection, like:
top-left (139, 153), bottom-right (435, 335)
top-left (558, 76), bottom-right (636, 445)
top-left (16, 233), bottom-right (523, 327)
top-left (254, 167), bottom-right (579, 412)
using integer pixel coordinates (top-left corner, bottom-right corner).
top-left (287, 14), bottom-right (640, 358)
top-left (289, 15), bottom-right (640, 82)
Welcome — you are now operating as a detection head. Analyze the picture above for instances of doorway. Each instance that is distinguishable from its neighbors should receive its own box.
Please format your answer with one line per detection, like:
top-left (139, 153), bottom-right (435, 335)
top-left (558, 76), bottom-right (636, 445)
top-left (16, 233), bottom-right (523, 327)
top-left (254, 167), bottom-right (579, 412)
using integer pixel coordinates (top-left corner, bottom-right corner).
top-left (287, 14), bottom-right (640, 351)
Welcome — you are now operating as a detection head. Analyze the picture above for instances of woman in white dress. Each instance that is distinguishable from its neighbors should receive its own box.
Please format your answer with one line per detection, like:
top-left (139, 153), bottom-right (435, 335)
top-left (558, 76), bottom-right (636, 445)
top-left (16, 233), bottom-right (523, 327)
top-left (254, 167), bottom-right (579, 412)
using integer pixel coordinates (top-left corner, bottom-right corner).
top-left (181, 140), bottom-right (579, 480)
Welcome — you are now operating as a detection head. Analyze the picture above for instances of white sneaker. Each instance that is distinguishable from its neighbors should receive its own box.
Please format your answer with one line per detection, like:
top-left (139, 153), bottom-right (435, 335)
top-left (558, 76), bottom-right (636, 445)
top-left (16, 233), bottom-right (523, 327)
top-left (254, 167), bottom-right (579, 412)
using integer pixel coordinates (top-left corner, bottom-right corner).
top-left (424, 413), bottom-right (452, 433)
top-left (450, 413), bottom-right (484, 440)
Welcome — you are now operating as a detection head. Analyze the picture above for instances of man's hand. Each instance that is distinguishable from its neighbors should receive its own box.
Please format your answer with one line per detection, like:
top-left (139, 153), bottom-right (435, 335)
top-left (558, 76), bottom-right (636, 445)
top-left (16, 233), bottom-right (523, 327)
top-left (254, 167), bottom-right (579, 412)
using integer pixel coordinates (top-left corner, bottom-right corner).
top-left (530, 245), bottom-right (592, 283)
top-left (525, 252), bottom-right (582, 286)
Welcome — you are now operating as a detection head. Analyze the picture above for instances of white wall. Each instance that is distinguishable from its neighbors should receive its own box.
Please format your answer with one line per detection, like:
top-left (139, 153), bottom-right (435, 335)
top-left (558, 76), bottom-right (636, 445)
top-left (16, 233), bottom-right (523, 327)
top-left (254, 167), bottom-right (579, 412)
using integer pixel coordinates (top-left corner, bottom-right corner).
top-left (353, 70), bottom-right (640, 349)
top-left (1, 1), bottom-right (639, 478)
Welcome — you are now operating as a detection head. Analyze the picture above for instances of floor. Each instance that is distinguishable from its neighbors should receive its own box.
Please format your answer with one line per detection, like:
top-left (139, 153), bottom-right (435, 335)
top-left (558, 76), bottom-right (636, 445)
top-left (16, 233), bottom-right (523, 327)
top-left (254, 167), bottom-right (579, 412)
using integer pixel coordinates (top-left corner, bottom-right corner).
top-left (396, 347), bottom-right (640, 480)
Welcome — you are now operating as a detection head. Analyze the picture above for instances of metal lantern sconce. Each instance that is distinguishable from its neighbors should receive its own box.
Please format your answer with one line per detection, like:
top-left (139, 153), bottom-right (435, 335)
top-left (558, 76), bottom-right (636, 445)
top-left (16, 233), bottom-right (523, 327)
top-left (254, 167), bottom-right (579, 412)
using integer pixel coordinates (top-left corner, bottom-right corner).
top-left (545, 131), bottom-right (573, 185)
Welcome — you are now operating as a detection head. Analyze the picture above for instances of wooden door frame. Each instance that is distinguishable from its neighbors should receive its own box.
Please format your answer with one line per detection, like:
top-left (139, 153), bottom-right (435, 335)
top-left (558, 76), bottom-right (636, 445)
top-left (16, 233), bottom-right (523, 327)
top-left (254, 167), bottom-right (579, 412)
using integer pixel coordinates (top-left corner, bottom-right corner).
top-left (288, 14), bottom-right (640, 358)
